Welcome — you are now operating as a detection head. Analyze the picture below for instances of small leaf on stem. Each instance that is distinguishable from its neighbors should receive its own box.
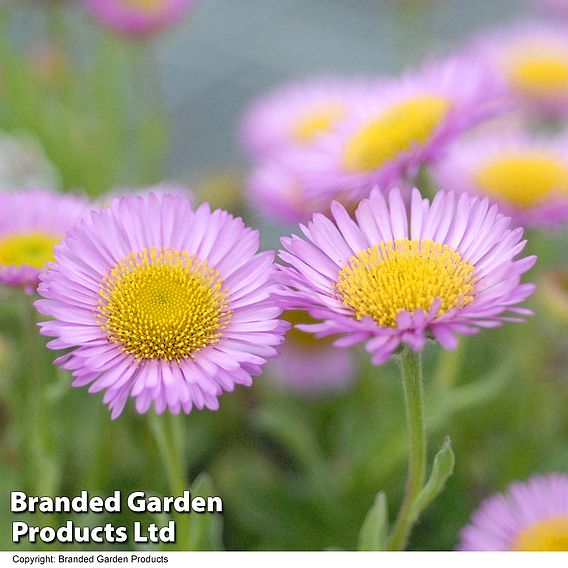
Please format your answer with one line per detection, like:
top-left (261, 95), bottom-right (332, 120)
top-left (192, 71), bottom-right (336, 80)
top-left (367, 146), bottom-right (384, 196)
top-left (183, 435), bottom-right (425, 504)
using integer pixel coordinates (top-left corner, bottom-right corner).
top-left (186, 473), bottom-right (225, 551)
top-left (409, 437), bottom-right (455, 524)
top-left (358, 491), bottom-right (389, 551)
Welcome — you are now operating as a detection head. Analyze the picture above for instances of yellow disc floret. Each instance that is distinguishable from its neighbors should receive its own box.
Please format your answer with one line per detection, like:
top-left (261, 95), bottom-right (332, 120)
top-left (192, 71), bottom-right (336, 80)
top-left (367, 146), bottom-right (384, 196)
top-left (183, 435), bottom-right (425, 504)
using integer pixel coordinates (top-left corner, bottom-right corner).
top-left (475, 153), bottom-right (568, 208)
top-left (336, 239), bottom-right (475, 328)
top-left (508, 53), bottom-right (568, 97)
top-left (343, 95), bottom-right (450, 172)
top-left (513, 517), bottom-right (568, 551)
top-left (0, 231), bottom-right (60, 269)
top-left (292, 104), bottom-right (345, 144)
top-left (98, 247), bottom-right (231, 362)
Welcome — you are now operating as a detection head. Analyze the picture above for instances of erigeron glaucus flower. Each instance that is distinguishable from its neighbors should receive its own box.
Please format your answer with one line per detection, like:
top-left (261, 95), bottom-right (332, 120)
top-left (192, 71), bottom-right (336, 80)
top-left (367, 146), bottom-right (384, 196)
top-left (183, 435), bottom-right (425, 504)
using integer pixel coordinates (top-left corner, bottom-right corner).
top-left (240, 78), bottom-right (377, 160)
top-left (535, 0), bottom-right (568, 17)
top-left (459, 473), bottom-right (568, 551)
top-left (433, 131), bottom-right (568, 228)
top-left (268, 311), bottom-right (356, 396)
top-left (475, 23), bottom-right (568, 114)
top-left (0, 190), bottom-right (89, 294)
top-left (277, 188), bottom-right (535, 364)
top-left (246, 154), bottom-right (359, 225)
top-left (295, 56), bottom-right (503, 202)
top-left (83, 0), bottom-right (196, 38)
top-left (35, 193), bottom-right (287, 418)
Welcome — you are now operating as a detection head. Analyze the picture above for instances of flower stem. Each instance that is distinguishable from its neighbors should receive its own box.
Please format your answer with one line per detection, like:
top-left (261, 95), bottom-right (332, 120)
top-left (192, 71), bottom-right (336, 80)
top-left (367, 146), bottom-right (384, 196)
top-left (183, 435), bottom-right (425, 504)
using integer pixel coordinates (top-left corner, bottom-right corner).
top-left (148, 412), bottom-right (190, 550)
top-left (388, 347), bottom-right (427, 550)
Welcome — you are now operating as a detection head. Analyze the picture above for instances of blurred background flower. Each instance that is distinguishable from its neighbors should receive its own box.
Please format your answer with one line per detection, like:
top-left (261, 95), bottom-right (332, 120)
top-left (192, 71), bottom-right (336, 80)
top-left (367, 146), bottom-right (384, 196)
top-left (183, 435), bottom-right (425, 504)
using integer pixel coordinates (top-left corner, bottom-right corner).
top-left (535, 0), bottom-right (568, 17)
top-left (291, 56), bottom-right (502, 202)
top-left (83, 0), bottom-right (197, 38)
top-left (459, 473), bottom-right (568, 550)
top-left (239, 77), bottom-right (378, 160)
top-left (0, 189), bottom-right (89, 293)
top-left (266, 311), bottom-right (357, 397)
top-left (433, 129), bottom-right (568, 228)
top-left (473, 22), bottom-right (568, 116)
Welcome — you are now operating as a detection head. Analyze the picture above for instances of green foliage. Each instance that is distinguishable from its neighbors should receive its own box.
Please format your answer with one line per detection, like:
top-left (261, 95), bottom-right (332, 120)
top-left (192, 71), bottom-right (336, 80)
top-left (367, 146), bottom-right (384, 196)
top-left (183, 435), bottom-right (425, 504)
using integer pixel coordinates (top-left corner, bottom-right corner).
top-left (0, 5), bottom-right (166, 196)
top-left (408, 438), bottom-right (455, 528)
top-left (187, 473), bottom-right (224, 551)
top-left (358, 492), bottom-right (388, 551)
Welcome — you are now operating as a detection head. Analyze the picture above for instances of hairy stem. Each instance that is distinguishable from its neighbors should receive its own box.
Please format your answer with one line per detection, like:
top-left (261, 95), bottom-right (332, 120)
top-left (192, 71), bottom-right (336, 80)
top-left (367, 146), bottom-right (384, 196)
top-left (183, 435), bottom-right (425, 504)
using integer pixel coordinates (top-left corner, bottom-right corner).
top-left (388, 347), bottom-right (427, 550)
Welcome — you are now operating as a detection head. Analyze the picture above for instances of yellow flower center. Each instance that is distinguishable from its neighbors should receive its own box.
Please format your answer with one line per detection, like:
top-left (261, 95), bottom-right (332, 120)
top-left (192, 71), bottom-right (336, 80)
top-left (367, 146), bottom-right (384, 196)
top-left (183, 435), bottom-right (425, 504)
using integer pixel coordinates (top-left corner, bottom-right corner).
top-left (292, 104), bottom-right (345, 143)
top-left (513, 517), bottom-right (568, 551)
top-left (507, 53), bottom-right (568, 97)
top-left (98, 247), bottom-right (231, 362)
top-left (336, 239), bottom-right (475, 328)
top-left (475, 154), bottom-right (568, 208)
top-left (343, 95), bottom-right (450, 172)
top-left (0, 231), bottom-right (60, 269)
top-left (122, 0), bottom-right (165, 12)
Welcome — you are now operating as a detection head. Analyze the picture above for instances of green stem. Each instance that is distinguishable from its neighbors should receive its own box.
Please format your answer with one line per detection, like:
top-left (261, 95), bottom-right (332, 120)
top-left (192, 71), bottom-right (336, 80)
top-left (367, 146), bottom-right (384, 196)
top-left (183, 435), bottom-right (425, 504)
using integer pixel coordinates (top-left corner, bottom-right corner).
top-left (148, 412), bottom-right (190, 550)
top-left (388, 347), bottom-right (427, 551)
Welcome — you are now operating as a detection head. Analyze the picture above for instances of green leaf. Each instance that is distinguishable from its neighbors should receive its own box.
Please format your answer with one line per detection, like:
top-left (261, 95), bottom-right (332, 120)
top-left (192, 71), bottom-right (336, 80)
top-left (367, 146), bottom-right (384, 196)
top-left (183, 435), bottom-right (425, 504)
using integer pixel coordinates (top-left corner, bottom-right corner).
top-left (357, 491), bottom-right (389, 551)
top-left (186, 473), bottom-right (224, 551)
top-left (409, 437), bottom-right (455, 523)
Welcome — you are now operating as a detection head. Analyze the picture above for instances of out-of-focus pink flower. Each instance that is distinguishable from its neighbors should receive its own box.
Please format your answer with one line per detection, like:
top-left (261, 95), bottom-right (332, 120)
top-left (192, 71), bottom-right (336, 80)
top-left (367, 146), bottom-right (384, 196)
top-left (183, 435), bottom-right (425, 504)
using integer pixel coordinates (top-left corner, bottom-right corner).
top-left (290, 56), bottom-right (504, 204)
top-left (267, 311), bottom-right (357, 397)
top-left (473, 22), bottom-right (568, 115)
top-left (246, 154), bottom-right (360, 225)
top-left (83, 0), bottom-right (197, 38)
top-left (459, 473), bottom-right (568, 550)
top-left (535, 0), bottom-right (568, 17)
top-left (433, 130), bottom-right (568, 229)
top-left (239, 77), bottom-right (378, 160)
top-left (0, 190), bottom-right (89, 294)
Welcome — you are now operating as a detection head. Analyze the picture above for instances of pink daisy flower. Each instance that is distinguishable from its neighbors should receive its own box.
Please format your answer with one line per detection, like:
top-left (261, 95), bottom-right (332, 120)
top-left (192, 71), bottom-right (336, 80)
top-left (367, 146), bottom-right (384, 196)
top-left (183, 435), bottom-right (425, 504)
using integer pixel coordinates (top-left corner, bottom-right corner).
top-left (534, 0), bottom-right (568, 17)
top-left (267, 311), bottom-right (356, 396)
top-left (83, 0), bottom-right (196, 38)
top-left (293, 56), bottom-right (504, 202)
top-left (246, 154), bottom-right (360, 225)
top-left (239, 77), bottom-right (378, 160)
top-left (0, 190), bottom-right (89, 294)
top-left (35, 192), bottom-right (287, 418)
top-left (459, 473), bottom-right (568, 551)
top-left (433, 130), bottom-right (568, 228)
top-left (277, 187), bottom-right (536, 365)
top-left (474, 23), bottom-right (568, 115)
